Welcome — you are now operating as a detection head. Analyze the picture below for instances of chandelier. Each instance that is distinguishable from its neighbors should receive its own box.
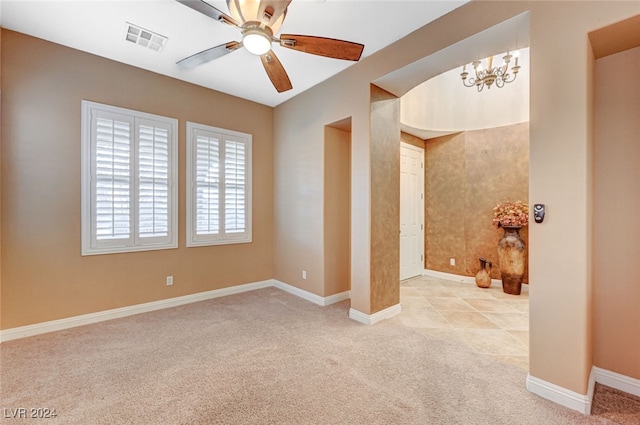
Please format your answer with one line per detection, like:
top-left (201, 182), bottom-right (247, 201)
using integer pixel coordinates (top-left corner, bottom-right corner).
top-left (461, 52), bottom-right (520, 91)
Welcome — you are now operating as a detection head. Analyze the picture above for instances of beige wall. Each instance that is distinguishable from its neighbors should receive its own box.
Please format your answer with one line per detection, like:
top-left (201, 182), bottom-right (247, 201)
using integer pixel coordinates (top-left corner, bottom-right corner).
top-left (593, 46), bottom-right (640, 380)
top-left (1, 30), bottom-right (274, 329)
top-left (273, 0), bottom-right (640, 397)
top-left (425, 123), bottom-right (529, 282)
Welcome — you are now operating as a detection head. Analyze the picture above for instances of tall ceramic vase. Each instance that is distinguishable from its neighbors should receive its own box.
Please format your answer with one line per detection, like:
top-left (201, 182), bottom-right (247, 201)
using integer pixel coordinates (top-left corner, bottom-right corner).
top-left (497, 226), bottom-right (526, 295)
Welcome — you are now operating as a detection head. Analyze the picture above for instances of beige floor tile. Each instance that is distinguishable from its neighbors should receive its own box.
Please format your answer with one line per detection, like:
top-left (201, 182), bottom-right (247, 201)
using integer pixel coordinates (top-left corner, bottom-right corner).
top-left (398, 308), bottom-right (451, 329)
top-left (400, 297), bottom-right (430, 311)
top-left (489, 289), bottom-right (529, 300)
top-left (438, 311), bottom-right (499, 329)
top-left (510, 301), bottom-right (530, 313)
top-left (401, 277), bottom-right (425, 286)
top-left (436, 280), bottom-right (471, 289)
top-left (399, 277), bottom-right (530, 369)
top-left (507, 330), bottom-right (530, 347)
top-left (400, 289), bottom-right (425, 297)
top-left (456, 329), bottom-right (529, 356)
top-left (427, 297), bottom-right (475, 311)
top-left (412, 286), bottom-right (457, 298)
top-left (449, 287), bottom-right (496, 300)
top-left (419, 276), bottom-right (447, 284)
top-left (463, 298), bottom-right (517, 313)
top-left (400, 287), bottom-right (425, 299)
top-left (482, 312), bottom-right (529, 331)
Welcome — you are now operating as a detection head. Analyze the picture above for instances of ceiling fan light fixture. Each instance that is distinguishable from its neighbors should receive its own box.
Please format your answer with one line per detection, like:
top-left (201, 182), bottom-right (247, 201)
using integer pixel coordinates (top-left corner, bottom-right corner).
top-left (243, 29), bottom-right (271, 55)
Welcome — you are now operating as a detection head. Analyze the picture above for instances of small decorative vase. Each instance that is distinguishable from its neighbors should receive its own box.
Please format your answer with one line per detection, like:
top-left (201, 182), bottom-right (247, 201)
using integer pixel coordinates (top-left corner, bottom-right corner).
top-left (497, 226), bottom-right (526, 295)
top-left (475, 257), bottom-right (492, 288)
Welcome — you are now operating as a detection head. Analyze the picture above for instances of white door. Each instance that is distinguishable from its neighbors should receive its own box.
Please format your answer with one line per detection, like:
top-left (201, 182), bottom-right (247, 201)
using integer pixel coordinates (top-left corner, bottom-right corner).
top-left (400, 143), bottom-right (424, 281)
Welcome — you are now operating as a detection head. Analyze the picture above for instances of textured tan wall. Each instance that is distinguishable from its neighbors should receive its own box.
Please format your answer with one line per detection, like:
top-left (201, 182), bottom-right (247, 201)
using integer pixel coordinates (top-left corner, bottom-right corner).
top-left (1, 30), bottom-right (274, 329)
top-left (593, 46), bottom-right (640, 380)
top-left (425, 133), bottom-right (467, 273)
top-left (370, 85), bottom-right (400, 312)
top-left (424, 124), bottom-right (529, 281)
top-left (466, 124), bottom-right (529, 281)
top-left (324, 126), bottom-right (351, 296)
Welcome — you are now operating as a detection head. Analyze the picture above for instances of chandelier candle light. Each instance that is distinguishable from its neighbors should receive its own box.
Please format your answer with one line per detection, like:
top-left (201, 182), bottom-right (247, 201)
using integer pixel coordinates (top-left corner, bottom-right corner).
top-left (461, 51), bottom-right (520, 91)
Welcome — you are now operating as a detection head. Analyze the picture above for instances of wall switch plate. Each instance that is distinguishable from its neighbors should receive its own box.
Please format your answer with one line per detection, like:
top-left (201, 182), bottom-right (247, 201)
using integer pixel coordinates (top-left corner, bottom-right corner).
top-left (302, 270), bottom-right (307, 280)
top-left (166, 276), bottom-right (173, 286)
top-left (450, 258), bottom-right (455, 266)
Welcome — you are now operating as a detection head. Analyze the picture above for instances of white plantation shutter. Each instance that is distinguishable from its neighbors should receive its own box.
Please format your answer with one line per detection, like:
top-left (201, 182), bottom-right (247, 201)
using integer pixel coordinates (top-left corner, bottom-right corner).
top-left (94, 114), bottom-right (133, 244)
top-left (187, 122), bottom-right (252, 247)
top-left (224, 138), bottom-right (246, 234)
top-left (195, 133), bottom-right (220, 235)
top-left (82, 101), bottom-right (177, 255)
top-left (138, 122), bottom-right (170, 240)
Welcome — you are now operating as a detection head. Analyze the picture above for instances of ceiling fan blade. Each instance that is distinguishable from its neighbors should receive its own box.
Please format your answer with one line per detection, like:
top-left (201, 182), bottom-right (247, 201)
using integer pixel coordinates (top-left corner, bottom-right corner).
top-left (176, 0), bottom-right (239, 27)
top-left (177, 41), bottom-right (242, 69)
top-left (260, 50), bottom-right (292, 93)
top-left (258, 0), bottom-right (292, 27)
top-left (279, 35), bottom-right (364, 61)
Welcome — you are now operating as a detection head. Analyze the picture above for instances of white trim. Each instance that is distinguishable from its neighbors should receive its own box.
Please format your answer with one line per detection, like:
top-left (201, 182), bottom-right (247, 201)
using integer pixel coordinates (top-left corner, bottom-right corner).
top-left (422, 268), bottom-right (529, 292)
top-left (271, 280), bottom-right (350, 306)
top-left (185, 121), bottom-right (252, 247)
top-left (349, 303), bottom-right (402, 325)
top-left (80, 100), bottom-right (179, 256)
top-left (324, 291), bottom-right (351, 306)
top-left (0, 279), bottom-right (353, 343)
top-left (526, 373), bottom-right (593, 414)
top-left (594, 366), bottom-right (640, 398)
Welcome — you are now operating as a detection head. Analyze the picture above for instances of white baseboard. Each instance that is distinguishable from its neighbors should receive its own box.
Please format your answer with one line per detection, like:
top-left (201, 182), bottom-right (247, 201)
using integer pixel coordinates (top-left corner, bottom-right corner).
top-left (594, 366), bottom-right (640, 398)
top-left (526, 373), bottom-right (593, 415)
top-left (349, 303), bottom-right (401, 325)
top-left (0, 280), bottom-right (274, 343)
top-left (324, 290), bottom-right (351, 306)
top-left (422, 269), bottom-right (529, 292)
top-left (272, 280), bottom-right (350, 307)
top-left (0, 279), bottom-right (351, 343)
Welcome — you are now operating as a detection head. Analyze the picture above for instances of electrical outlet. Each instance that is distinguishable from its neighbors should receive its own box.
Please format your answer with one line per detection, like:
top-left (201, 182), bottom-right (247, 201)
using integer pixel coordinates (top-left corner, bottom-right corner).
top-left (302, 270), bottom-right (307, 280)
top-left (166, 276), bottom-right (173, 286)
top-left (449, 258), bottom-right (455, 266)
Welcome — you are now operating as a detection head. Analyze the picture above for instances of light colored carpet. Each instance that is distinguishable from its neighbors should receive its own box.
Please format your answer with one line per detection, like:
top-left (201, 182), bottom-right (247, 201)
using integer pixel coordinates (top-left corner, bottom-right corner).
top-left (592, 384), bottom-right (640, 425)
top-left (0, 287), bottom-right (626, 424)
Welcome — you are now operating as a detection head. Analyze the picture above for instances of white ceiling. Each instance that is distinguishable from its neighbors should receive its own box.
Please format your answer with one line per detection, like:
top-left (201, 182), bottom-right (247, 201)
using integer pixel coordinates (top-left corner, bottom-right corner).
top-left (0, 0), bottom-right (468, 107)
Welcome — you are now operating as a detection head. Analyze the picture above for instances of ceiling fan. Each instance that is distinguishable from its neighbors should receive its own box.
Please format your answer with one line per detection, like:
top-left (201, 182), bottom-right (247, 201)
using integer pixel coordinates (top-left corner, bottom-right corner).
top-left (176, 0), bottom-right (365, 93)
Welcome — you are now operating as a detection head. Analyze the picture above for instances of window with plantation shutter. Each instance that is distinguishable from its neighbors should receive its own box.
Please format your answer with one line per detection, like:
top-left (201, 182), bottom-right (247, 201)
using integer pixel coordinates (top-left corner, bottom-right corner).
top-left (81, 101), bottom-right (177, 255)
top-left (186, 122), bottom-right (252, 247)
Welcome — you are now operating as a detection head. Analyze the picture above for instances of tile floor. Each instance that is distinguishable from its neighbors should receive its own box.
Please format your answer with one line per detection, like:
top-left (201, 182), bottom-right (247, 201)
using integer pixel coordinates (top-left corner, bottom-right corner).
top-left (397, 274), bottom-right (530, 370)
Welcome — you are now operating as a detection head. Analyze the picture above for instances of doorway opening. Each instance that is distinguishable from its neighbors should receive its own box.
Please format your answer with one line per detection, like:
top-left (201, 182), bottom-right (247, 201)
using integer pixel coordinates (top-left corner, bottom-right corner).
top-left (382, 13), bottom-right (531, 370)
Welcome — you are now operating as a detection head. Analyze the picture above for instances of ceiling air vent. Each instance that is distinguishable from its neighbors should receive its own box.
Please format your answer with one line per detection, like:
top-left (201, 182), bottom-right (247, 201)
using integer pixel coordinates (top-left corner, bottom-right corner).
top-left (125, 23), bottom-right (167, 52)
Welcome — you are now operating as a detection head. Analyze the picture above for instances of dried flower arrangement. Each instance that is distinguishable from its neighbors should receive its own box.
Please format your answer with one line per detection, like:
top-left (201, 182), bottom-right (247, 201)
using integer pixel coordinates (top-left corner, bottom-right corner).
top-left (492, 200), bottom-right (529, 228)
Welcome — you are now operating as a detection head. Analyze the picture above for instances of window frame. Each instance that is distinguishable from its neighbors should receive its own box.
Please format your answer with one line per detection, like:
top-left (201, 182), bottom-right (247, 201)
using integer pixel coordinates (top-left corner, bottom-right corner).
top-left (186, 121), bottom-right (252, 247)
top-left (81, 100), bottom-right (178, 255)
